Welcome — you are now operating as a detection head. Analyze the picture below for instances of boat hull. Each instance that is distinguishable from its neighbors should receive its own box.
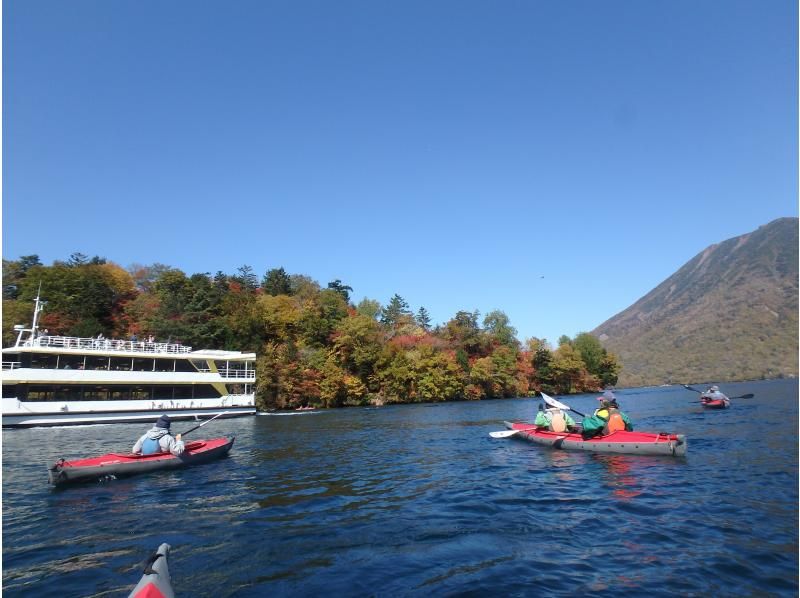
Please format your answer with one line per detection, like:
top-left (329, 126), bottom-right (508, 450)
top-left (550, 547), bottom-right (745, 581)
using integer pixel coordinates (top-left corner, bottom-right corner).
top-left (3, 403), bottom-right (254, 428)
top-left (503, 421), bottom-right (687, 457)
top-left (700, 398), bottom-right (730, 409)
top-left (129, 543), bottom-right (175, 598)
top-left (48, 437), bottom-right (235, 487)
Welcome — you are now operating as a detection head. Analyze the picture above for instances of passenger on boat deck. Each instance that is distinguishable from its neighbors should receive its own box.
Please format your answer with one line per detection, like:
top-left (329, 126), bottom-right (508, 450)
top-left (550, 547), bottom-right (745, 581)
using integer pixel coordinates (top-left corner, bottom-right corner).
top-left (534, 403), bottom-right (576, 432)
top-left (132, 415), bottom-right (185, 456)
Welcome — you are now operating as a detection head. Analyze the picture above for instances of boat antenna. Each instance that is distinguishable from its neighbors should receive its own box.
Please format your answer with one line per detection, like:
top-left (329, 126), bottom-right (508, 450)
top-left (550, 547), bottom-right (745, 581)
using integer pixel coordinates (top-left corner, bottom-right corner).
top-left (31, 281), bottom-right (46, 335)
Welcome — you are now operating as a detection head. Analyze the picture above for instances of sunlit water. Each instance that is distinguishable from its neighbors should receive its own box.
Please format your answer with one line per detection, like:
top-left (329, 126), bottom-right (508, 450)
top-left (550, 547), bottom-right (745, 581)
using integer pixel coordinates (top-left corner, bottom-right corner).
top-left (3, 379), bottom-right (797, 597)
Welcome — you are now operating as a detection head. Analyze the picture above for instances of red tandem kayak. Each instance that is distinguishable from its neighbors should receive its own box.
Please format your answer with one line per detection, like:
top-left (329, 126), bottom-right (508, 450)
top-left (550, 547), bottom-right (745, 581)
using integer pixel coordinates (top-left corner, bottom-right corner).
top-left (129, 543), bottom-right (175, 598)
top-left (48, 437), bottom-right (235, 487)
top-left (502, 422), bottom-right (687, 457)
top-left (700, 397), bottom-right (730, 409)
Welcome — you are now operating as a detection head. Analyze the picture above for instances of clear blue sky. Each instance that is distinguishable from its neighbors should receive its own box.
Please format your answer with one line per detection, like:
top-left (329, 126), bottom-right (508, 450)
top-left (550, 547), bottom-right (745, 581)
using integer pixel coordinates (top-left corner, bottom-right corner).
top-left (3, 0), bottom-right (797, 345)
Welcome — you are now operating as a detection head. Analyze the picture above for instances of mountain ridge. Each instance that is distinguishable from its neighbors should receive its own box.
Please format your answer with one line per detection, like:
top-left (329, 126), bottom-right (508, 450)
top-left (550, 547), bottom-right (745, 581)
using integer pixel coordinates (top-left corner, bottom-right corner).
top-left (593, 217), bottom-right (798, 387)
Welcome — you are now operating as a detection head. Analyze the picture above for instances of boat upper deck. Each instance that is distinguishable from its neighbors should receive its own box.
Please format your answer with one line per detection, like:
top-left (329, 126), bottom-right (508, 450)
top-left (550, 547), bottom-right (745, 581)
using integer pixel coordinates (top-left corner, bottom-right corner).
top-left (3, 334), bottom-right (255, 361)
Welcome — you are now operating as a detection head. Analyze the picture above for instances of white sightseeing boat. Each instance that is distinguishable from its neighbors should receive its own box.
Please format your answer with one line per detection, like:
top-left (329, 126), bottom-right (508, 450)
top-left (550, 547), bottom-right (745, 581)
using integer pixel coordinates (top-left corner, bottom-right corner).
top-left (2, 294), bottom-right (256, 427)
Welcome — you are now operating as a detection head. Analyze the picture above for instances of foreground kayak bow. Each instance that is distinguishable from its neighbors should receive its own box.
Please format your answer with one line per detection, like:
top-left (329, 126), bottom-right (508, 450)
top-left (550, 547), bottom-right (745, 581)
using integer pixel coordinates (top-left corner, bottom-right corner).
top-left (129, 543), bottom-right (175, 598)
top-left (48, 437), bottom-right (235, 487)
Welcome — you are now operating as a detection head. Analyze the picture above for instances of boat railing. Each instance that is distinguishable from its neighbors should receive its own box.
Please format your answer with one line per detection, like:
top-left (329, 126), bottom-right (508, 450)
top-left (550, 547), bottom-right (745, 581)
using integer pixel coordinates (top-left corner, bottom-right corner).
top-left (194, 368), bottom-right (255, 378)
top-left (21, 335), bottom-right (193, 354)
top-left (2, 361), bottom-right (21, 370)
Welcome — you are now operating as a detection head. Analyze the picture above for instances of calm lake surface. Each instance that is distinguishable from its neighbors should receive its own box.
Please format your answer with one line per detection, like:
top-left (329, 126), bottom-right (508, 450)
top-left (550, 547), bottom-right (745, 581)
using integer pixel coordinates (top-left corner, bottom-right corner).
top-left (3, 379), bottom-right (798, 597)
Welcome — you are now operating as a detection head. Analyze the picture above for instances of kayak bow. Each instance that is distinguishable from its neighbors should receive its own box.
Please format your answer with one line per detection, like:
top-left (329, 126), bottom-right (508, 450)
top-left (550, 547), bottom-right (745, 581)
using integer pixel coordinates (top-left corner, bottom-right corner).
top-left (129, 542), bottom-right (175, 598)
top-left (48, 436), bottom-right (235, 487)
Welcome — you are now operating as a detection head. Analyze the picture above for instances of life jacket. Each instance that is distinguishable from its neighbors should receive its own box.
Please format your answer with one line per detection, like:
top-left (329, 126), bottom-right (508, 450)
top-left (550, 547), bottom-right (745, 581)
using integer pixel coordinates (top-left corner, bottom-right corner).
top-left (604, 408), bottom-right (626, 433)
top-left (549, 411), bottom-right (568, 433)
top-left (141, 437), bottom-right (162, 455)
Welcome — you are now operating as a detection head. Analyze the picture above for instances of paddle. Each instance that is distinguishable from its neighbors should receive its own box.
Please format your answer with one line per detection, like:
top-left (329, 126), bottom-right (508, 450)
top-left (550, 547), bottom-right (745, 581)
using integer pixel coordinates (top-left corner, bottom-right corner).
top-left (489, 427), bottom-right (536, 439)
top-left (178, 412), bottom-right (229, 438)
top-left (488, 392), bottom-right (585, 438)
top-left (541, 392), bottom-right (586, 418)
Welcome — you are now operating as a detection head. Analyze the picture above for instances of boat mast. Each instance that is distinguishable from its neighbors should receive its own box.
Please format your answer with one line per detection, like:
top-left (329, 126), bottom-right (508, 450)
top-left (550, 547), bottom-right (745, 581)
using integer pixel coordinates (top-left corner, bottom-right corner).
top-left (14, 283), bottom-right (46, 346)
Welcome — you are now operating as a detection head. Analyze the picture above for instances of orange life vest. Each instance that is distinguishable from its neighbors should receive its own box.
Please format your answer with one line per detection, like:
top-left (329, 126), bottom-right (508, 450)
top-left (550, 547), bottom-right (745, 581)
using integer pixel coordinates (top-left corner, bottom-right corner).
top-left (605, 409), bottom-right (626, 433)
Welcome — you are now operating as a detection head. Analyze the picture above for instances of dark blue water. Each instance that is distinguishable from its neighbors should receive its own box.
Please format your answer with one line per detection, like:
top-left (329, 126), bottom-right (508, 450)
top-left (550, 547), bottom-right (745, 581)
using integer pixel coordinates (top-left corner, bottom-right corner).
top-left (3, 379), bottom-right (798, 597)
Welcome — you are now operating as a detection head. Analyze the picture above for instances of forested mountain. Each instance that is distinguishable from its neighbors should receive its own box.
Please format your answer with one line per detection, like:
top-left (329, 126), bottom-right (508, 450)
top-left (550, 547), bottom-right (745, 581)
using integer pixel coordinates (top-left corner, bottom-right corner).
top-left (593, 218), bottom-right (799, 387)
top-left (2, 254), bottom-right (620, 409)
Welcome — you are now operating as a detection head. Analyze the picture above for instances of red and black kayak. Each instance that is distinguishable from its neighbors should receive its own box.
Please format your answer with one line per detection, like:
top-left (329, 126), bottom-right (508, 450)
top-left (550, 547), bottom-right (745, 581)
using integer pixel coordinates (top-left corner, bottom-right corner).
top-left (129, 543), bottom-right (175, 598)
top-left (700, 397), bottom-right (730, 409)
top-left (502, 422), bottom-right (687, 457)
top-left (48, 437), bottom-right (235, 487)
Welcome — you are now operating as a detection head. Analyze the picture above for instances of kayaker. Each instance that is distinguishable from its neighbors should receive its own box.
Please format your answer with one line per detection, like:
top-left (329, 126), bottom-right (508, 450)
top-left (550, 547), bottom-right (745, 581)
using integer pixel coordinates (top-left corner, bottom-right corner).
top-left (580, 391), bottom-right (633, 438)
top-left (132, 415), bottom-right (185, 456)
top-left (701, 385), bottom-right (729, 401)
top-left (534, 403), bottom-right (576, 432)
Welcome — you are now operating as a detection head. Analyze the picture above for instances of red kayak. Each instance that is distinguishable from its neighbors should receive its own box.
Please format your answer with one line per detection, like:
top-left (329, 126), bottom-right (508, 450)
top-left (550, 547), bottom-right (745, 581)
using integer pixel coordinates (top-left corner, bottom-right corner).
top-left (128, 543), bottom-right (175, 598)
top-left (502, 422), bottom-right (687, 457)
top-left (700, 397), bottom-right (730, 409)
top-left (48, 437), bottom-right (235, 487)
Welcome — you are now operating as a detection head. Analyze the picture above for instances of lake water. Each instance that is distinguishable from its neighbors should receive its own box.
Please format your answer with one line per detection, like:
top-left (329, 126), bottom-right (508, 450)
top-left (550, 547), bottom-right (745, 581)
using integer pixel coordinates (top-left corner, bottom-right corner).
top-left (2, 379), bottom-right (798, 597)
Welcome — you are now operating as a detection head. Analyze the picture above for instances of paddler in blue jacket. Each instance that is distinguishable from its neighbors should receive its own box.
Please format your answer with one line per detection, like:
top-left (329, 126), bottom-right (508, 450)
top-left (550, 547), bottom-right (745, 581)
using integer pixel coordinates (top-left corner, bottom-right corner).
top-left (133, 415), bottom-right (185, 456)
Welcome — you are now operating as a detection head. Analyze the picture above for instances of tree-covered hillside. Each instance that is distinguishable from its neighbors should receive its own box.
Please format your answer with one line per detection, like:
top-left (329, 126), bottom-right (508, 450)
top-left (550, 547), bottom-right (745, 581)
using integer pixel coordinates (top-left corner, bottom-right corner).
top-left (3, 253), bottom-right (620, 409)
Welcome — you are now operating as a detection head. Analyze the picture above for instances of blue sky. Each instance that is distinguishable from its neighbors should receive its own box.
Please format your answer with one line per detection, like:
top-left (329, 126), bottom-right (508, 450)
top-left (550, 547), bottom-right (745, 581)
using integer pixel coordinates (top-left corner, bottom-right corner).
top-left (3, 0), bottom-right (797, 345)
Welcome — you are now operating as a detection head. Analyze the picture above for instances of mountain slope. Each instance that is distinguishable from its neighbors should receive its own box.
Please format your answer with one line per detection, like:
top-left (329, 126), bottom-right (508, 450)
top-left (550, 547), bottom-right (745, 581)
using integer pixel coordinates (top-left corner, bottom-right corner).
top-left (593, 217), bottom-right (799, 387)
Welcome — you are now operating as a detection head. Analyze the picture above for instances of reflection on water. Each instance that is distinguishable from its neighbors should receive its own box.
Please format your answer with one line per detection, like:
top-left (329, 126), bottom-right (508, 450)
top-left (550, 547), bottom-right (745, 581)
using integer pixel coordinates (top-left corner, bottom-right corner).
top-left (2, 379), bottom-right (798, 597)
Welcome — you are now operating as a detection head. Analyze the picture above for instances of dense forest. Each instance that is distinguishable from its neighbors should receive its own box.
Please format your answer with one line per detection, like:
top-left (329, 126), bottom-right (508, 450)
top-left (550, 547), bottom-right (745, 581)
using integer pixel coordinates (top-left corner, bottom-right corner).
top-left (2, 253), bottom-right (621, 410)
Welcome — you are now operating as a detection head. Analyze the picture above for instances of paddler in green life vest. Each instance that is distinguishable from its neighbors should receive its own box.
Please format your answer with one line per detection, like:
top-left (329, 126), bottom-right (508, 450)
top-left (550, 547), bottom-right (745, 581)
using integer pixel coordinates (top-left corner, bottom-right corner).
top-left (581, 390), bottom-right (633, 438)
top-left (534, 403), bottom-right (576, 433)
top-left (132, 414), bottom-right (185, 456)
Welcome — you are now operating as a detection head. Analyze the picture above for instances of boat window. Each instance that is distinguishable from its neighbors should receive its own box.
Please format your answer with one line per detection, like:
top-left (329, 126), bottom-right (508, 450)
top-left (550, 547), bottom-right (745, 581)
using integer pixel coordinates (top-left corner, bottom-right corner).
top-left (53, 386), bottom-right (82, 401)
top-left (130, 386), bottom-right (152, 400)
top-left (190, 359), bottom-right (211, 372)
top-left (173, 386), bottom-right (193, 399)
top-left (58, 356), bottom-right (86, 369)
top-left (175, 360), bottom-right (198, 372)
top-left (154, 359), bottom-right (176, 373)
top-left (133, 358), bottom-right (155, 372)
top-left (194, 384), bottom-right (223, 398)
top-left (109, 387), bottom-right (131, 400)
top-left (86, 356), bottom-right (110, 371)
top-left (2, 384), bottom-right (18, 398)
top-left (83, 387), bottom-right (109, 400)
top-left (110, 357), bottom-right (133, 371)
top-left (30, 354), bottom-right (59, 369)
top-left (153, 386), bottom-right (174, 400)
top-left (27, 387), bottom-right (55, 401)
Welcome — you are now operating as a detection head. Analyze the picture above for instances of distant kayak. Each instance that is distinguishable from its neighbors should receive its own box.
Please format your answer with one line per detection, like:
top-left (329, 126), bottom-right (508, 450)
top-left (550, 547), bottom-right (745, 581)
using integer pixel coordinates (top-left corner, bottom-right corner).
top-left (129, 543), bottom-right (175, 598)
top-left (48, 437), bottom-right (235, 487)
top-left (700, 397), bottom-right (731, 409)
top-left (502, 421), bottom-right (687, 457)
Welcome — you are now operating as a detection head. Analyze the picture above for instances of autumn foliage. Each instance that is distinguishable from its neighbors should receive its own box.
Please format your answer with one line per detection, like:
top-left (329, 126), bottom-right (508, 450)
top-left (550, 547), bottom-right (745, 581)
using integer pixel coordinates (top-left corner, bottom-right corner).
top-left (2, 256), bottom-right (622, 410)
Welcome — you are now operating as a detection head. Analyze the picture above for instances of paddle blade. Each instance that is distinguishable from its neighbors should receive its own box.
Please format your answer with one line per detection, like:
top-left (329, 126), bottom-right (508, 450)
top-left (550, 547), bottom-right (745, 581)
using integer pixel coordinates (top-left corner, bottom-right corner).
top-left (541, 392), bottom-right (571, 411)
top-left (732, 393), bottom-right (755, 399)
top-left (489, 430), bottom-right (520, 438)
